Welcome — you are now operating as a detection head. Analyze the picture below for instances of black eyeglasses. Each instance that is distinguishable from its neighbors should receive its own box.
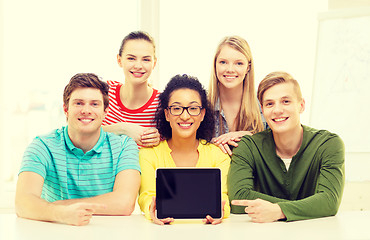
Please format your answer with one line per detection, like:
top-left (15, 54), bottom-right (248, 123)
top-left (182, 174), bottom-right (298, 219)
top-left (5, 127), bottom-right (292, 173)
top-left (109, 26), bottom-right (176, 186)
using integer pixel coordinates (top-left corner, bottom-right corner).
top-left (167, 105), bottom-right (203, 116)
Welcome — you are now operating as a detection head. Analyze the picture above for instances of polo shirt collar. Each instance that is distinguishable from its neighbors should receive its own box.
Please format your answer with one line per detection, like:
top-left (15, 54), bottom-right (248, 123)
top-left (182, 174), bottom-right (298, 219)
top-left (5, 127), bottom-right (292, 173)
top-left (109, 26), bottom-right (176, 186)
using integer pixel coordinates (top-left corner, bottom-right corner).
top-left (64, 126), bottom-right (105, 154)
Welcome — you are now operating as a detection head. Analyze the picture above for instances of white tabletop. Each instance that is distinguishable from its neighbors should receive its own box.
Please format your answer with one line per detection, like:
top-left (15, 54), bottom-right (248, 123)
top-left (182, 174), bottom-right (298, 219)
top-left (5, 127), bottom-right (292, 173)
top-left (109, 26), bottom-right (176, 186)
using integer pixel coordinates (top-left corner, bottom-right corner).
top-left (1, 211), bottom-right (369, 240)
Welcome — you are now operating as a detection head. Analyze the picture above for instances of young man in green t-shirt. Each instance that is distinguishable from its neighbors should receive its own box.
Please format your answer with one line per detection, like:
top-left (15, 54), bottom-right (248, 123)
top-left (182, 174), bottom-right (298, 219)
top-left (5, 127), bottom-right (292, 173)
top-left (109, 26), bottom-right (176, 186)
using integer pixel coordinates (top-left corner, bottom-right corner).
top-left (228, 71), bottom-right (345, 222)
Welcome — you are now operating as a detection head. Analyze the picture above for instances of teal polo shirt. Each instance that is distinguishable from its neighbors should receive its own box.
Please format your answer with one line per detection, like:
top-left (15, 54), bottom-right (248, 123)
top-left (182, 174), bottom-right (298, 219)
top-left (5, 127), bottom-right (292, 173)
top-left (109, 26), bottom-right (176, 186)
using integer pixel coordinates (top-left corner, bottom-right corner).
top-left (20, 126), bottom-right (140, 202)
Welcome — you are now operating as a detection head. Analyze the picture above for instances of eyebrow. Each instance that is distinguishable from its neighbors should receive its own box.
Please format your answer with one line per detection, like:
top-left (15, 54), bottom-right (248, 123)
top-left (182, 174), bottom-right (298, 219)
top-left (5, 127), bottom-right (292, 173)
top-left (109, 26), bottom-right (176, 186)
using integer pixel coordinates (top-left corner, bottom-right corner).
top-left (263, 96), bottom-right (292, 102)
top-left (71, 99), bottom-right (102, 103)
top-left (126, 54), bottom-right (152, 58)
top-left (170, 101), bottom-right (201, 105)
top-left (217, 57), bottom-right (246, 62)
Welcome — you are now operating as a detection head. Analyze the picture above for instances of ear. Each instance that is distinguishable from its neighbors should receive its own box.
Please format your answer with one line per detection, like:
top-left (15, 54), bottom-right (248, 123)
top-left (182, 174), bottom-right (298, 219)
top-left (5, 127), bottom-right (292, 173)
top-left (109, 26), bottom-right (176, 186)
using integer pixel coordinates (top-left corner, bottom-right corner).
top-left (63, 104), bottom-right (69, 118)
top-left (117, 54), bottom-right (123, 67)
top-left (103, 107), bottom-right (109, 119)
top-left (164, 108), bottom-right (170, 122)
top-left (299, 98), bottom-right (306, 114)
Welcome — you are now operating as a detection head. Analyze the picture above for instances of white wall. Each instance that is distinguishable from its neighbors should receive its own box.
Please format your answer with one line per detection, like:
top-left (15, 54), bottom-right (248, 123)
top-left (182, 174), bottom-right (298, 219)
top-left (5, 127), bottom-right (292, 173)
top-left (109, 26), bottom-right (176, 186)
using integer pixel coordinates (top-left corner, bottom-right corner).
top-left (0, 0), bottom-right (139, 185)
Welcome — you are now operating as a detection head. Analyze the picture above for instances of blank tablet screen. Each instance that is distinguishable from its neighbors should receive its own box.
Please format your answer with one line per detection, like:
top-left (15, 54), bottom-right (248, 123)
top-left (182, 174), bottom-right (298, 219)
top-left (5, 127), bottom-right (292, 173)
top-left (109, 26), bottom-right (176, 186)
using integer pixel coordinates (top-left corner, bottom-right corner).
top-left (156, 168), bottom-right (222, 219)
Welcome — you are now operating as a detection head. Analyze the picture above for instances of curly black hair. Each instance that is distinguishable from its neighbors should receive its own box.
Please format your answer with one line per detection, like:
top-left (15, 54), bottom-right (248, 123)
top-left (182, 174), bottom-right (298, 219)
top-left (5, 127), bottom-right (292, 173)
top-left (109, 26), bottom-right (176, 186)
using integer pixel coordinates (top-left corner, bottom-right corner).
top-left (155, 74), bottom-right (215, 142)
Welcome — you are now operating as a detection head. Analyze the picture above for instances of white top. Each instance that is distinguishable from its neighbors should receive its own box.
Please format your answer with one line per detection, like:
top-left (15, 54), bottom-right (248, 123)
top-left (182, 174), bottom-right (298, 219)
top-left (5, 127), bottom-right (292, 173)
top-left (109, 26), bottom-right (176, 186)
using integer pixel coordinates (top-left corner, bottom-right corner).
top-left (281, 158), bottom-right (292, 171)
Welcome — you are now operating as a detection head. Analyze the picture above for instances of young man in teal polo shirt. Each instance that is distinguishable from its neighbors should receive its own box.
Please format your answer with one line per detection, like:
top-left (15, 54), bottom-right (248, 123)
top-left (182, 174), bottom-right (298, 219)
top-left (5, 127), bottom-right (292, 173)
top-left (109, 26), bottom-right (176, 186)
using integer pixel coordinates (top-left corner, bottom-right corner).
top-left (228, 71), bottom-right (345, 222)
top-left (15, 73), bottom-right (141, 226)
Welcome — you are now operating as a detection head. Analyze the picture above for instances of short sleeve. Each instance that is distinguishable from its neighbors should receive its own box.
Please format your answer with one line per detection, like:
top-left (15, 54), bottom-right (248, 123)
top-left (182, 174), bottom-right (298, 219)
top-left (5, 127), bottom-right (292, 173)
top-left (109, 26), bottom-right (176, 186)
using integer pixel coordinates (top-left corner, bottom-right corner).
top-left (19, 137), bottom-right (51, 179)
top-left (116, 135), bottom-right (140, 174)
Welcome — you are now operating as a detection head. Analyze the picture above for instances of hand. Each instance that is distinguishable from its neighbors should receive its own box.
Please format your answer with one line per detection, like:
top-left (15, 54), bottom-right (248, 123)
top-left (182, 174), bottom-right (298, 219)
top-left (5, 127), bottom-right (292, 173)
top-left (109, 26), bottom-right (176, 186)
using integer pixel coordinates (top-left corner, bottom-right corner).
top-left (212, 131), bottom-right (252, 155)
top-left (231, 199), bottom-right (285, 223)
top-left (202, 200), bottom-right (226, 225)
top-left (149, 196), bottom-right (174, 225)
top-left (140, 128), bottom-right (160, 147)
top-left (120, 123), bottom-right (159, 147)
top-left (57, 202), bottom-right (106, 226)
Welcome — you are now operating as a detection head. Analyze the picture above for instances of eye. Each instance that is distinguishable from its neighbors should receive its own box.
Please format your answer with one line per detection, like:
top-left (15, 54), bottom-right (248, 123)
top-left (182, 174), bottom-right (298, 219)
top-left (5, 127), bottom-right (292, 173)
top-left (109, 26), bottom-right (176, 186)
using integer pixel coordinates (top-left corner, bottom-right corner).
top-left (236, 62), bottom-right (244, 66)
top-left (265, 102), bottom-right (273, 107)
top-left (127, 57), bottom-right (135, 61)
top-left (283, 100), bottom-right (290, 104)
top-left (219, 60), bottom-right (226, 64)
top-left (172, 106), bottom-right (182, 111)
top-left (143, 58), bottom-right (152, 62)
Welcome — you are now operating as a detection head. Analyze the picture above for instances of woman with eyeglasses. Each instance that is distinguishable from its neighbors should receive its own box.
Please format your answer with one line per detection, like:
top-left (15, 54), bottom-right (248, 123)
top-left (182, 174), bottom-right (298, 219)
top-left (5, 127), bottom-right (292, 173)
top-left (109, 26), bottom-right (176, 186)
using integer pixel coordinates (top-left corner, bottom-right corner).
top-left (138, 74), bottom-right (230, 225)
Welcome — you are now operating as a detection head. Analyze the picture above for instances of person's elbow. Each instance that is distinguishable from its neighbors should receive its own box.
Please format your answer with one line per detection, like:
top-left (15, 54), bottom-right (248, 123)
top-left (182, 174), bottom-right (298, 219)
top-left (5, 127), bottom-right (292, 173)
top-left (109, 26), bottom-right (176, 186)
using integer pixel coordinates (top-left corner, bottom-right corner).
top-left (113, 201), bottom-right (136, 216)
top-left (14, 194), bottom-right (29, 218)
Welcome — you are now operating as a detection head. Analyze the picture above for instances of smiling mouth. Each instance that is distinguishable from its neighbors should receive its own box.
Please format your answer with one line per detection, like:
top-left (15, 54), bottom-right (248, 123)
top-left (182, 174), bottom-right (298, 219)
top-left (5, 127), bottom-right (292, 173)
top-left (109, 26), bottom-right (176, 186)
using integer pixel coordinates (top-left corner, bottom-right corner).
top-left (131, 71), bottom-right (145, 77)
top-left (273, 117), bottom-right (288, 122)
top-left (79, 118), bottom-right (94, 123)
top-left (224, 75), bottom-right (238, 80)
top-left (178, 123), bottom-right (193, 128)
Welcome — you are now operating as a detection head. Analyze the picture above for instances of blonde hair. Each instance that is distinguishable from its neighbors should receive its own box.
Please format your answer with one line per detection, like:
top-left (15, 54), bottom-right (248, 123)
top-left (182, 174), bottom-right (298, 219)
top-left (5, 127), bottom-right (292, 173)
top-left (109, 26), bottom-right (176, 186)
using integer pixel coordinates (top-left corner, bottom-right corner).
top-left (208, 36), bottom-right (264, 134)
top-left (257, 71), bottom-right (302, 105)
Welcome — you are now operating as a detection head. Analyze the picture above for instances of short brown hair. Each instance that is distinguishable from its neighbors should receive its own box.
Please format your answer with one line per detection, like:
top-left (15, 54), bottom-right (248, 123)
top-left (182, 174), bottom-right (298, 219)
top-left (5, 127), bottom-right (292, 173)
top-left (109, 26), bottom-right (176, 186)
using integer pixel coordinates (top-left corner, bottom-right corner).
top-left (63, 73), bottom-right (109, 110)
top-left (257, 71), bottom-right (302, 105)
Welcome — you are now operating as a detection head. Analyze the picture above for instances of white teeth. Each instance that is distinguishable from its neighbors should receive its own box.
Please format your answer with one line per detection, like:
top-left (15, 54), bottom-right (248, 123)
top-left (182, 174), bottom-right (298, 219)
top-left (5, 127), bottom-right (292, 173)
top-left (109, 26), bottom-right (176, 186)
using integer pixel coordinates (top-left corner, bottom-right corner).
top-left (179, 123), bottom-right (191, 127)
top-left (80, 119), bottom-right (92, 123)
top-left (132, 72), bottom-right (144, 77)
top-left (274, 118), bottom-right (287, 122)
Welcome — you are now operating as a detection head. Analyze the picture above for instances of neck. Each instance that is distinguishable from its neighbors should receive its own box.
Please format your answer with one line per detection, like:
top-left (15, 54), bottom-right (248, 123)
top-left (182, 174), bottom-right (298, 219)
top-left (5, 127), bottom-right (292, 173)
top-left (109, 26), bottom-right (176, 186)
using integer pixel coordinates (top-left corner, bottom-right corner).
top-left (219, 84), bottom-right (243, 104)
top-left (273, 125), bottom-right (303, 159)
top-left (67, 128), bottom-right (101, 153)
top-left (167, 137), bottom-right (199, 153)
top-left (120, 82), bottom-right (153, 108)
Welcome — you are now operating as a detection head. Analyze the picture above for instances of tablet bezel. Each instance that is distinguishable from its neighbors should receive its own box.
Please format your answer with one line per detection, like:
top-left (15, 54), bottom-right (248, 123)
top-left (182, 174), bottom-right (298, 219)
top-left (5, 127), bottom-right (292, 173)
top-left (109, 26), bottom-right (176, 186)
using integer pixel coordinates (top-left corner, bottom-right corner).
top-left (155, 167), bottom-right (222, 219)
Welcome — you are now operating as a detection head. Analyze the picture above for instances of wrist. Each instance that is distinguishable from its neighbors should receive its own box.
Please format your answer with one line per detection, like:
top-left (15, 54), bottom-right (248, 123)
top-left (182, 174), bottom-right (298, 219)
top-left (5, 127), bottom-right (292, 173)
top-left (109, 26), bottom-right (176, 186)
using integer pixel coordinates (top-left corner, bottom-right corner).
top-left (49, 203), bottom-right (65, 223)
top-left (275, 203), bottom-right (286, 220)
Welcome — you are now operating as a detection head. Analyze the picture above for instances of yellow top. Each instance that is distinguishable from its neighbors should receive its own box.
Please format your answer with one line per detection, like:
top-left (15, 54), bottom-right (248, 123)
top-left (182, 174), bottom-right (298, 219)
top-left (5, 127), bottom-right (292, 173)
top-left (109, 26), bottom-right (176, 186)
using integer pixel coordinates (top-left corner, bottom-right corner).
top-left (138, 140), bottom-right (231, 220)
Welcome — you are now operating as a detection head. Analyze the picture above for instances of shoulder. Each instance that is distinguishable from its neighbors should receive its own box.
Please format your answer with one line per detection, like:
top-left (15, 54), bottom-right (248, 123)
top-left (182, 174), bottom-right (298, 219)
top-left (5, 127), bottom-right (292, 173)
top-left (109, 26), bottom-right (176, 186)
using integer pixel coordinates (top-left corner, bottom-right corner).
top-left (152, 88), bottom-right (160, 95)
top-left (303, 125), bottom-right (344, 147)
top-left (107, 80), bottom-right (121, 88)
top-left (35, 128), bottom-right (65, 150)
top-left (139, 140), bottom-right (167, 156)
top-left (302, 126), bottom-right (345, 158)
top-left (240, 128), bottom-right (272, 146)
top-left (105, 131), bottom-right (137, 149)
top-left (198, 140), bottom-right (229, 156)
top-left (152, 88), bottom-right (161, 101)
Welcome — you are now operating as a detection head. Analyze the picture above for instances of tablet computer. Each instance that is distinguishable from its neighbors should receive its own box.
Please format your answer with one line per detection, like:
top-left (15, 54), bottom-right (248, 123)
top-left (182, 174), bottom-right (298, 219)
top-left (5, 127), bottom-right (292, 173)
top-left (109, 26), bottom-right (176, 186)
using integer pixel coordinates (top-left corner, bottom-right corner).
top-left (156, 168), bottom-right (222, 219)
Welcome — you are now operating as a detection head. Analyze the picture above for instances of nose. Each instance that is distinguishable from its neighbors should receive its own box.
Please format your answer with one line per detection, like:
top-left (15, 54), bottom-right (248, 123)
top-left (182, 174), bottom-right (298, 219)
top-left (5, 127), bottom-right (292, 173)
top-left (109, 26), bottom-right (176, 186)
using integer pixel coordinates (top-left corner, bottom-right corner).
top-left (272, 103), bottom-right (283, 114)
top-left (81, 104), bottom-right (92, 114)
top-left (179, 108), bottom-right (191, 120)
top-left (226, 63), bottom-right (234, 73)
top-left (133, 60), bottom-right (143, 69)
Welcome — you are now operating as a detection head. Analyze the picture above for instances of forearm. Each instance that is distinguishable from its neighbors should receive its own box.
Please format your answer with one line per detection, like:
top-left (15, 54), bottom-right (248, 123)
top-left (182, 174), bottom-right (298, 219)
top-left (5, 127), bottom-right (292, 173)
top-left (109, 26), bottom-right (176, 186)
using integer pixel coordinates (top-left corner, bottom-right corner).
top-left (54, 191), bottom-right (136, 216)
top-left (15, 193), bottom-right (63, 223)
top-left (102, 122), bottom-right (127, 135)
top-left (228, 154), bottom-right (288, 213)
top-left (229, 186), bottom-right (288, 213)
top-left (138, 192), bottom-right (155, 220)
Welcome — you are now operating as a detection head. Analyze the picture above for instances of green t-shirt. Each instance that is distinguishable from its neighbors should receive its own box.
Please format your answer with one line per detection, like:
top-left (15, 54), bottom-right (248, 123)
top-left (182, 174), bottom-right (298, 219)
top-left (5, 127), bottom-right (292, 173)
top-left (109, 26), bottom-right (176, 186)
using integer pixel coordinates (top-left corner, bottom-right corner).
top-left (228, 125), bottom-right (345, 221)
